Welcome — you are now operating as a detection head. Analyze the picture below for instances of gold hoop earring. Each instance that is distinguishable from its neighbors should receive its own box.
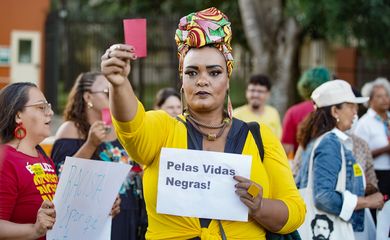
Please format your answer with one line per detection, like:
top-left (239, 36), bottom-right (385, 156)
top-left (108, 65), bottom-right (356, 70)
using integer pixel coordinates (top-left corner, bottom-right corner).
top-left (180, 88), bottom-right (186, 114)
top-left (226, 89), bottom-right (233, 119)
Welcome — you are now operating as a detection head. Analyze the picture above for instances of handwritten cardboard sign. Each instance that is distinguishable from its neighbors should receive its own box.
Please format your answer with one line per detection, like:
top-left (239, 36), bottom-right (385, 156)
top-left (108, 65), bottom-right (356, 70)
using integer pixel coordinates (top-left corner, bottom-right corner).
top-left (157, 148), bottom-right (252, 222)
top-left (47, 157), bottom-right (131, 240)
top-left (377, 201), bottom-right (390, 240)
top-left (123, 18), bottom-right (147, 57)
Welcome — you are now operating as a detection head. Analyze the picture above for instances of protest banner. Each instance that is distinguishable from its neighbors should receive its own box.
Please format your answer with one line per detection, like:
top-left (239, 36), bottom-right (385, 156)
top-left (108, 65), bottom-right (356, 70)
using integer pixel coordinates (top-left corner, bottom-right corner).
top-left (47, 157), bottom-right (131, 240)
top-left (377, 201), bottom-right (390, 240)
top-left (157, 148), bottom-right (252, 222)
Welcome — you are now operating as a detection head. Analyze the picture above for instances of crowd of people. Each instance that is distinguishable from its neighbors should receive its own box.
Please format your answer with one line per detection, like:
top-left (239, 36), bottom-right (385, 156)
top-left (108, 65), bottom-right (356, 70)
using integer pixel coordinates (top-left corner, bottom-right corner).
top-left (0, 6), bottom-right (389, 240)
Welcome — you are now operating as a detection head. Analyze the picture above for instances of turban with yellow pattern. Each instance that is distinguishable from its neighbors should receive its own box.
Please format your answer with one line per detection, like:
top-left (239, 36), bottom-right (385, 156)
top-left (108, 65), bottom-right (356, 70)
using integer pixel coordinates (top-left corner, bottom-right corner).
top-left (175, 7), bottom-right (234, 78)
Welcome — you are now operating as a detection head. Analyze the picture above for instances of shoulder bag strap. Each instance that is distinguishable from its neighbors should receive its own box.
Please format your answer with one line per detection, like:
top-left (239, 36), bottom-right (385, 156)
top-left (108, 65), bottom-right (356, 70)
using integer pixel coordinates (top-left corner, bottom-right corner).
top-left (247, 122), bottom-right (264, 161)
top-left (176, 116), bottom-right (201, 150)
top-left (335, 144), bottom-right (347, 191)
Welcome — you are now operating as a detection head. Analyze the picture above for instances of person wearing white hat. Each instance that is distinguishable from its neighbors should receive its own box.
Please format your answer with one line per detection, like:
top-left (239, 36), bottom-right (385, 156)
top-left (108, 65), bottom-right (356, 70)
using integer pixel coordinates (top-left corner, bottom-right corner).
top-left (311, 80), bottom-right (369, 108)
top-left (295, 80), bottom-right (384, 238)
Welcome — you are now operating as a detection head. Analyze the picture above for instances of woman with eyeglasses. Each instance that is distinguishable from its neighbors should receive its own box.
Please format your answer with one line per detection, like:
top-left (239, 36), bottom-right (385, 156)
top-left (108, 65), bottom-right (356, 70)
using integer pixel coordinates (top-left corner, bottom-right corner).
top-left (0, 82), bottom-right (56, 239)
top-left (51, 71), bottom-right (146, 240)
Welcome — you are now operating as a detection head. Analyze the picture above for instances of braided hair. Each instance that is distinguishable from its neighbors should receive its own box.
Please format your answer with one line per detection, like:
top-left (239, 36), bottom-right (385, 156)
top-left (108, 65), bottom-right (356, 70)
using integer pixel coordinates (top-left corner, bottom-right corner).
top-left (63, 72), bottom-right (103, 138)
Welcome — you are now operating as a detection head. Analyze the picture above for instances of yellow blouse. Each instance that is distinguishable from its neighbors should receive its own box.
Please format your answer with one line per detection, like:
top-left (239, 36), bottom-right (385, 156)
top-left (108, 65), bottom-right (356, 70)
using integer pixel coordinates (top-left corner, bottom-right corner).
top-left (113, 101), bottom-right (305, 240)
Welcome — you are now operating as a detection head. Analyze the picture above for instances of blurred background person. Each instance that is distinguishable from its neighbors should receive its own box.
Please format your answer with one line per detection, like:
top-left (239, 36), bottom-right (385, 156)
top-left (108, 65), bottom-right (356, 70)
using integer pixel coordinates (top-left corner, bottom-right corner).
top-left (296, 80), bottom-right (384, 238)
top-left (347, 89), bottom-right (379, 196)
top-left (293, 87), bottom-right (379, 194)
top-left (354, 77), bottom-right (390, 198)
top-left (153, 87), bottom-right (181, 117)
top-left (0, 82), bottom-right (56, 239)
top-left (51, 72), bottom-right (146, 240)
top-left (234, 74), bottom-right (282, 138)
top-left (281, 67), bottom-right (331, 158)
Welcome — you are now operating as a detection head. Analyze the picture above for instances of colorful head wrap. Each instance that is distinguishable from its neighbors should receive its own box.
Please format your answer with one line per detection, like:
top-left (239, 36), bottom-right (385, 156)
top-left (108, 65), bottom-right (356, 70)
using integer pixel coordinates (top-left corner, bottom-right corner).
top-left (175, 7), bottom-right (234, 77)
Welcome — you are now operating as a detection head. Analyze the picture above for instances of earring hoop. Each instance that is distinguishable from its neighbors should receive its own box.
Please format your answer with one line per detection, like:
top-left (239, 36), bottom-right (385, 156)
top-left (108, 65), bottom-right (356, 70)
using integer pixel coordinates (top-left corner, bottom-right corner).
top-left (226, 89), bottom-right (233, 120)
top-left (14, 123), bottom-right (27, 140)
top-left (180, 88), bottom-right (186, 114)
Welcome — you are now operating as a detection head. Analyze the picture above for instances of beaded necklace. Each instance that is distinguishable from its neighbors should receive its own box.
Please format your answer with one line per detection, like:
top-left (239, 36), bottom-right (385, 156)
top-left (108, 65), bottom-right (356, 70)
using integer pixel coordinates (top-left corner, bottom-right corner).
top-left (185, 111), bottom-right (231, 141)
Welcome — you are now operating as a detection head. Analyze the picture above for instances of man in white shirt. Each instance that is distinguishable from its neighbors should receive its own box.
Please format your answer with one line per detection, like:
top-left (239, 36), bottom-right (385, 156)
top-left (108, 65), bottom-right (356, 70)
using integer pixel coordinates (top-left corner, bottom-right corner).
top-left (354, 77), bottom-right (390, 197)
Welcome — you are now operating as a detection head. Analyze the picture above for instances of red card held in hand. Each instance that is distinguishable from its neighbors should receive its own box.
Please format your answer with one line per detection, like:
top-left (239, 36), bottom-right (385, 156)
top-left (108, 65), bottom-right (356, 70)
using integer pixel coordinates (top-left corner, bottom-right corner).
top-left (123, 18), bottom-right (147, 58)
top-left (101, 108), bottom-right (112, 126)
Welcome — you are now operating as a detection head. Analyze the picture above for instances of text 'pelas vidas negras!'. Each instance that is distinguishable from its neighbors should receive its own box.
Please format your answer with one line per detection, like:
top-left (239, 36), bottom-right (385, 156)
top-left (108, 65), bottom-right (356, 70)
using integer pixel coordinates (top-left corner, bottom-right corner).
top-left (165, 161), bottom-right (235, 190)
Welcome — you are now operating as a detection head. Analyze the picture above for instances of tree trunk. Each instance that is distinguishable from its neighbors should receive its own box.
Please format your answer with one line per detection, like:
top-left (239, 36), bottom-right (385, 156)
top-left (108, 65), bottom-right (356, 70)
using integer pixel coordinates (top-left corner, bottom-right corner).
top-left (238, 0), bottom-right (302, 114)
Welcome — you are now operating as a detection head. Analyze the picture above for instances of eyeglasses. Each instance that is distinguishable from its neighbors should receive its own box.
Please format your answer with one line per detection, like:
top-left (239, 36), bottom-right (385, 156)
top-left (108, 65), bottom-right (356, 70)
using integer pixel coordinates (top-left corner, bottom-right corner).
top-left (90, 88), bottom-right (109, 97)
top-left (24, 101), bottom-right (52, 114)
top-left (247, 89), bottom-right (269, 95)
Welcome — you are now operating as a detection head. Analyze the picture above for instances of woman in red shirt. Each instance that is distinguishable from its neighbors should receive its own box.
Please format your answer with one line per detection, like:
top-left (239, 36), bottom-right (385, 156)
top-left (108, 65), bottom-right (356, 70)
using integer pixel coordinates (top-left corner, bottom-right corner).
top-left (0, 82), bottom-right (120, 240)
top-left (0, 82), bottom-right (57, 239)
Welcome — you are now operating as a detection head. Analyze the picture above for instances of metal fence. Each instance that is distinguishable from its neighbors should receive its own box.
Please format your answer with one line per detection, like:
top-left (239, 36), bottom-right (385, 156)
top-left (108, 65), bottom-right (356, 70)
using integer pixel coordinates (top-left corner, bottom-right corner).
top-left (44, 12), bottom-right (390, 114)
top-left (44, 13), bottom-right (252, 112)
top-left (356, 57), bottom-right (390, 89)
top-left (58, 16), bottom-right (180, 111)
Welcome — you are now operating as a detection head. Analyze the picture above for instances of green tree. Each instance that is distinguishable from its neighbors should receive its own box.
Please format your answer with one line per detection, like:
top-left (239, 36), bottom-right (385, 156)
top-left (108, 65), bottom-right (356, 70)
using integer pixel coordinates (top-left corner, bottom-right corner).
top-left (58, 0), bottom-right (246, 45)
top-left (55, 0), bottom-right (390, 112)
top-left (239, 0), bottom-right (390, 113)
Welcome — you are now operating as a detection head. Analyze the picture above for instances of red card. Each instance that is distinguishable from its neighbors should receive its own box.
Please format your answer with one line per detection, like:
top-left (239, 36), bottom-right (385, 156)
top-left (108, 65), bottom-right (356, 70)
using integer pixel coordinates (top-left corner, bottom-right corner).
top-left (123, 19), bottom-right (147, 58)
top-left (101, 108), bottom-right (112, 126)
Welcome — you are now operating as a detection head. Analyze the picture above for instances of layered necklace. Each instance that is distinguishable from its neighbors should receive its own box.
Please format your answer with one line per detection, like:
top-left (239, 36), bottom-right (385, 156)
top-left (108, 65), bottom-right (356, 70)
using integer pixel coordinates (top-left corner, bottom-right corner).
top-left (185, 111), bottom-right (231, 141)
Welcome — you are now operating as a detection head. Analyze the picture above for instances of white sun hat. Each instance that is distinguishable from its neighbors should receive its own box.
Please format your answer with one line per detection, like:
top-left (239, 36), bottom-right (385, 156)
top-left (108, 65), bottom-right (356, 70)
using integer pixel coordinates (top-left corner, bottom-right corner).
top-left (311, 79), bottom-right (369, 108)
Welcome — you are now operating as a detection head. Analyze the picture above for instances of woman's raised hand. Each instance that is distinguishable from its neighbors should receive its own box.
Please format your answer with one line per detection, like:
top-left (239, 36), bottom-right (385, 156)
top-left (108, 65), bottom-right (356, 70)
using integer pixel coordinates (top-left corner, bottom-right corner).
top-left (110, 195), bottom-right (121, 218)
top-left (86, 121), bottom-right (108, 148)
top-left (33, 200), bottom-right (56, 238)
top-left (101, 44), bottom-right (137, 87)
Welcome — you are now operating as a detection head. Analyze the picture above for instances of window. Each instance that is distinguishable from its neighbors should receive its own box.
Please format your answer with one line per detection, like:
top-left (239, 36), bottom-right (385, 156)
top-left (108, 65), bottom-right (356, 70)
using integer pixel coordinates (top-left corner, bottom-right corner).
top-left (18, 39), bottom-right (32, 63)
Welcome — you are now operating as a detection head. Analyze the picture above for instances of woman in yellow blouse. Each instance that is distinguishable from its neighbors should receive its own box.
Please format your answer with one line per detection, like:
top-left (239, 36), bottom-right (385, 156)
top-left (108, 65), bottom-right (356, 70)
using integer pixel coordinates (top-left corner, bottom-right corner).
top-left (100, 7), bottom-right (304, 240)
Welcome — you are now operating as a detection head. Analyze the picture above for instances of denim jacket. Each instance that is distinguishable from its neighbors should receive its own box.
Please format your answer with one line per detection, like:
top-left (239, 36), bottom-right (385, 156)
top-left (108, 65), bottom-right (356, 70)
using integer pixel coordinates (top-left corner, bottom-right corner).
top-left (296, 129), bottom-right (365, 231)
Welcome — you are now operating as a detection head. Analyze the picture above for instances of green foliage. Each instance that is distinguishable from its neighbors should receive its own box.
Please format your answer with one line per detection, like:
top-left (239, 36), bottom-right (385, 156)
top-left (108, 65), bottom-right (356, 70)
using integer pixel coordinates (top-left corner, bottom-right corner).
top-left (57, 0), bottom-right (390, 55)
top-left (59, 0), bottom-right (247, 47)
top-left (286, 0), bottom-right (390, 57)
top-left (57, 80), bottom-right (68, 114)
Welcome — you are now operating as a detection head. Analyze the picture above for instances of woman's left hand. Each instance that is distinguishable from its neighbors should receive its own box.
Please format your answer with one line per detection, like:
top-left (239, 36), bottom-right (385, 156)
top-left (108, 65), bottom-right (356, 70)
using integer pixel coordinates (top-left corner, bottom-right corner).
top-left (109, 195), bottom-right (121, 218)
top-left (234, 176), bottom-right (263, 216)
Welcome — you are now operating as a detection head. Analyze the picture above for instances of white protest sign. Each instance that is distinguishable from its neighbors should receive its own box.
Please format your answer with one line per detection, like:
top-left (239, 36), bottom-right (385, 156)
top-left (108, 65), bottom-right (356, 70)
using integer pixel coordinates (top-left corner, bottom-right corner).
top-left (157, 148), bottom-right (252, 222)
top-left (377, 201), bottom-right (390, 240)
top-left (47, 157), bottom-right (131, 240)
